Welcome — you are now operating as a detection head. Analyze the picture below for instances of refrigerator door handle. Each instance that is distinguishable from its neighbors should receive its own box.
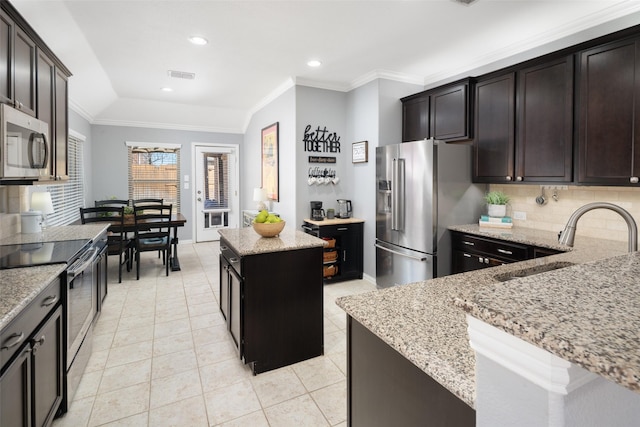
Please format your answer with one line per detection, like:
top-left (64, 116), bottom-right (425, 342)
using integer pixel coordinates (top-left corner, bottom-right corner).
top-left (374, 243), bottom-right (428, 262)
top-left (391, 158), bottom-right (405, 231)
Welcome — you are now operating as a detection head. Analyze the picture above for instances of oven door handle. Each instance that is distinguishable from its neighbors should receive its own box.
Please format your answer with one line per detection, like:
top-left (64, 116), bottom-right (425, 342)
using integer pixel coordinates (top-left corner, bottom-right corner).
top-left (67, 247), bottom-right (99, 278)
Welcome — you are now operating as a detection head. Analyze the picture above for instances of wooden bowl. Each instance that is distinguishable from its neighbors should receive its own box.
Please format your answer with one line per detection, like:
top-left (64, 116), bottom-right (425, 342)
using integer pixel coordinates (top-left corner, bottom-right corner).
top-left (252, 220), bottom-right (286, 237)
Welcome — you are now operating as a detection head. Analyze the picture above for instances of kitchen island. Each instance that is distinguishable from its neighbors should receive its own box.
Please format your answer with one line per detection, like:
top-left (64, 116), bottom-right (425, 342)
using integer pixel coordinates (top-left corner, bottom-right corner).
top-left (218, 227), bottom-right (326, 374)
top-left (336, 226), bottom-right (634, 425)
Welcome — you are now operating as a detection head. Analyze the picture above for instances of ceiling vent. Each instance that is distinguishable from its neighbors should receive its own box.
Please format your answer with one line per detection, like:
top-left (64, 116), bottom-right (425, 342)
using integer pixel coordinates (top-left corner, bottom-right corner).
top-left (167, 70), bottom-right (196, 80)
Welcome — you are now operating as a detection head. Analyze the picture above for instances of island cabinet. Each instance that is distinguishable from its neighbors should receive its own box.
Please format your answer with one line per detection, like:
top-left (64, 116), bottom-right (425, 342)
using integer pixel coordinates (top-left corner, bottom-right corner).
top-left (577, 37), bottom-right (640, 185)
top-left (218, 230), bottom-right (324, 374)
top-left (347, 317), bottom-right (475, 427)
top-left (451, 231), bottom-right (563, 274)
top-left (302, 219), bottom-right (364, 283)
top-left (474, 56), bottom-right (574, 184)
top-left (0, 277), bottom-right (64, 427)
top-left (401, 79), bottom-right (473, 143)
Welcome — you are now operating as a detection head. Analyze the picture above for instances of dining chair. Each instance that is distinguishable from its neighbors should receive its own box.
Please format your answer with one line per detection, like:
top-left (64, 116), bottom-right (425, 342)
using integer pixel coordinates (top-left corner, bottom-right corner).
top-left (133, 203), bottom-right (173, 279)
top-left (95, 199), bottom-right (130, 208)
top-left (132, 198), bottom-right (163, 206)
top-left (80, 206), bottom-right (133, 283)
top-left (133, 198), bottom-right (165, 258)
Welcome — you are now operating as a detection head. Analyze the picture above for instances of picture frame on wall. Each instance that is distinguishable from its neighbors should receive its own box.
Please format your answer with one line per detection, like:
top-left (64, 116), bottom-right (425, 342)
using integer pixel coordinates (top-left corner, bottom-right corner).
top-left (261, 122), bottom-right (279, 201)
top-left (352, 141), bottom-right (368, 163)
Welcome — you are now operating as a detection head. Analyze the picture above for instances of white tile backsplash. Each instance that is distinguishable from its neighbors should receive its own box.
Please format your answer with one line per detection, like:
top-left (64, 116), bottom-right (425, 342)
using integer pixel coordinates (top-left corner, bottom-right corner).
top-left (490, 184), bottom-right (640, 242)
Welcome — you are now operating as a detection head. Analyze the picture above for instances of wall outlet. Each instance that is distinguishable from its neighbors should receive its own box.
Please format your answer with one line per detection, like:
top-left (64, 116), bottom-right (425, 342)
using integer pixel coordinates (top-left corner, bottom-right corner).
top-left (513, 211), bottom-right (526, 220)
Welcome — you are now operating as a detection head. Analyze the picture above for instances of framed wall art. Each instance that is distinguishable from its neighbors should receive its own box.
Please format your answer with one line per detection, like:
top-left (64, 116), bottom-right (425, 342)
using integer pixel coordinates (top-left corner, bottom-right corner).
top-left (352, 141), bottom-right (368, 163)
top-left (261, 122), bottom-right (279, 201)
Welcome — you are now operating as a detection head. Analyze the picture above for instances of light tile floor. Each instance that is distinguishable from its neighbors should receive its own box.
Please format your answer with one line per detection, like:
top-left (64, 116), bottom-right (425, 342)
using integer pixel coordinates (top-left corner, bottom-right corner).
top-left (52, 241), bottom-right (375, 427)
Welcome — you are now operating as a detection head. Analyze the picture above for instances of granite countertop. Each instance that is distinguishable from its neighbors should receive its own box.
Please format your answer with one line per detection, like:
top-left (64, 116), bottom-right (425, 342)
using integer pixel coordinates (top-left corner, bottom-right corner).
top-left (304, 217), bottom-right (364, 226)
top-left (218, 227), bottom-right (325, 256)
top-left (336, 226), bottom-right (628, 408)
top-left (0, 224), bottom-right (109, 245)
top-left (456, 251), bottom-right (640, 394)
top-left (0, 264), bottom-right (66, 331)
top-left (0, 224), bottom-right (109, 333)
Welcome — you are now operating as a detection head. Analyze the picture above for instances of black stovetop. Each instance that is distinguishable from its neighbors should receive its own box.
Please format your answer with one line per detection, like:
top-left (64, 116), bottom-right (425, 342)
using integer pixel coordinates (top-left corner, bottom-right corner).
top-left (0, 239), bottom-right (91, 269)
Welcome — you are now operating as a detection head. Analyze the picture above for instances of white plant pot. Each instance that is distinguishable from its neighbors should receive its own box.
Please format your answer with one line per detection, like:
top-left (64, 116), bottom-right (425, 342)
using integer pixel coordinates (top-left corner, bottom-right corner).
top-left (487, 204), bottom-right (507, 218)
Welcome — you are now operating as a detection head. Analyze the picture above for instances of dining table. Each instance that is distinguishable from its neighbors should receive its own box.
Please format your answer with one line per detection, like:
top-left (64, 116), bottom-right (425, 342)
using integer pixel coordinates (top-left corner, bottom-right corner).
top-left (76, 213), bottom-right (187, 271)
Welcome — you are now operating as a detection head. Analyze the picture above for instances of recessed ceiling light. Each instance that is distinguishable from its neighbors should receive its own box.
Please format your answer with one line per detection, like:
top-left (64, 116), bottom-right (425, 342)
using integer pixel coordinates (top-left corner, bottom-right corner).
top-left (189, 36), bottom-right (208, 45)
top-left (161, 87), bottom-right (173, 92)
top-left (307, 60), bottom-right (322, 67)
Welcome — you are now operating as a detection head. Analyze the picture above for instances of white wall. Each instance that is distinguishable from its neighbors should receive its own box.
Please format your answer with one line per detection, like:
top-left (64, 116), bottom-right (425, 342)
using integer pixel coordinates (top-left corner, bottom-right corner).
top-left (90, 123), bottom-right (243, 240)
top-left (242, 87), bottom-right (297, 223)
top-left (296, 86), bottom-right (349, 225)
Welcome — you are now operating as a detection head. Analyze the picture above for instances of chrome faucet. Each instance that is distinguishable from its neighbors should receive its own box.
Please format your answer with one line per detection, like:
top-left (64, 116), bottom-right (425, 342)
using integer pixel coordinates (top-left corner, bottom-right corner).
top-left (558, 202), bottom-right (638, 252)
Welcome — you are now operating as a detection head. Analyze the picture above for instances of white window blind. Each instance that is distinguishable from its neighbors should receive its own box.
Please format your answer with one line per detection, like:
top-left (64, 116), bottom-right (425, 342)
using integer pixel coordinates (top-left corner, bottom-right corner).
top-left (128, 145), bottom-right (181, 212)
top-left (31, 133), bottom-right (85, 226)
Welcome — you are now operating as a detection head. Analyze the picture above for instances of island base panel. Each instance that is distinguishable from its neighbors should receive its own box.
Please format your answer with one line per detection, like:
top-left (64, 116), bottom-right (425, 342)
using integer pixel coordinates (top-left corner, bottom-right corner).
top-left (347, 317), bottom-right (475, 427)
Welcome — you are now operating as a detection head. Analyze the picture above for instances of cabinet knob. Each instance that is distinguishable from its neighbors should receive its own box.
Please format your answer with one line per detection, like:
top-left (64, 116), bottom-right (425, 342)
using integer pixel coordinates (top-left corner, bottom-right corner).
top-left (631, 177), bottom-right (639, 184)
top-left (516, 176), bottom-right (523, 182)
top-left (505, 176), bottom-right (512, 181)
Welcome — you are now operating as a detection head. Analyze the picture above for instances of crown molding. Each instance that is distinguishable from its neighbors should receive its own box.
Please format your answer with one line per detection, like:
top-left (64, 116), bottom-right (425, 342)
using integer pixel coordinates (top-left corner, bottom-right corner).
top-left (91, 118), bottom-right (243, 134)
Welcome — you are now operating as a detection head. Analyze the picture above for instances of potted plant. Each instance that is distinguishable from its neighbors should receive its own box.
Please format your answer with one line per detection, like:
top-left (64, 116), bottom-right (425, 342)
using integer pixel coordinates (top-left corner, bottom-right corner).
top-left (484, 191), bottom-right (510, 217)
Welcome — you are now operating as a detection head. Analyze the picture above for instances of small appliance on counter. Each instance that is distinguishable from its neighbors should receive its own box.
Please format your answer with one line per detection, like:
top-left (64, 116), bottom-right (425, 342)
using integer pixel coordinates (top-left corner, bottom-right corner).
top-left (336, 199), bottom-right (352, 218)
top-left (310, 201), bottom-right (325, 221)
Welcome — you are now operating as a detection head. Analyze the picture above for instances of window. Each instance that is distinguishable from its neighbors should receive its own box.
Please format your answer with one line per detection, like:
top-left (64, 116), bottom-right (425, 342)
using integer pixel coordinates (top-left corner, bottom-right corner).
top-left (204, 153), bottom-right (229, 209)
top-left (31, 132), bottom-right (84, 226)
top-left (127, 143), bottom-right (180, 212)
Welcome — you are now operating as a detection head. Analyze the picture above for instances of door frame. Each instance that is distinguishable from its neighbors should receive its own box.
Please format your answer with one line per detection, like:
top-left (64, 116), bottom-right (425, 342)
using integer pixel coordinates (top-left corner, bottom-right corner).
top-left (191, 142), bottom-right (241, 242)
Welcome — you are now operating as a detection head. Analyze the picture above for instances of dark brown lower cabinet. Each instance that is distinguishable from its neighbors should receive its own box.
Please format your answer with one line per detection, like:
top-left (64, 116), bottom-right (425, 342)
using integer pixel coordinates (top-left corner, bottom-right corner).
top-left (347, 317), bottom-right (475, 427)
top-left (220, 238), bottom-right (324, 374)
top-left (1, 305), bottom-right (63, 427)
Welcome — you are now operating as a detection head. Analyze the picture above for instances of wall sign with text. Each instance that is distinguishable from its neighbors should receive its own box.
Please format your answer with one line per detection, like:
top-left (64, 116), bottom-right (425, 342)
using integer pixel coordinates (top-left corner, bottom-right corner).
top-left (352, 141), bottom-right (368, 163)
top-left (303, 125), bottom-right (341, 153)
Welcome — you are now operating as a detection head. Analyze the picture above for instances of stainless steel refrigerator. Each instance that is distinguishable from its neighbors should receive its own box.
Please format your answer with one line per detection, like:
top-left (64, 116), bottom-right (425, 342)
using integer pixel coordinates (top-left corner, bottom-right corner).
top-left (375, 139), bottom-right (485, 288)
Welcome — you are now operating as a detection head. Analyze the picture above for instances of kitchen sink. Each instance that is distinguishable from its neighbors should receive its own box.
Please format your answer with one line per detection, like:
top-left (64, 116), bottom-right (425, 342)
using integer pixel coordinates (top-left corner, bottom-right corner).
top-left (494, 261), bottom-right (575, 282)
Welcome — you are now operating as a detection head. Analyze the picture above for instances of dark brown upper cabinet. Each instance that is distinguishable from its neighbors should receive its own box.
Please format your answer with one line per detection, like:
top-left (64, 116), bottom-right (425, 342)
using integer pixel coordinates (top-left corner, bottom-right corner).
top-left (402, 79), bottom-right (474, 143)
top-left (0, 9), bottom-right (13, 106)
top-left (516, 56), bottom-right (574, 183)
top-left (473, 72), bottom-right (515, 183)
top-left (429, 80), bottom-right (473, 141)
top-left (0, 7), bottom-right (37, 117)
top-left (13, 27), bottom-right (36, 116)
top-left (474, 56), bottom-right (574, 184)
top-left (402, 93), bottom-right (429, 142)
top-left (577, 37), bottom-right (640, 185)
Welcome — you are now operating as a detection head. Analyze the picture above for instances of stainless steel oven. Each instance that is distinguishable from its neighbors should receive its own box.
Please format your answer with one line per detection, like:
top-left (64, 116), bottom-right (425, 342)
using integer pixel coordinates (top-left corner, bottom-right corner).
top-left (64, 244), bottom-right (99, 406)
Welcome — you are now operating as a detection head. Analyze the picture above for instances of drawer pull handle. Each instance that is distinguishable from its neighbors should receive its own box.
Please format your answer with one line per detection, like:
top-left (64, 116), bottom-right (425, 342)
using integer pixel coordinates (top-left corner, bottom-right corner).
top-left (337, 227), bottom-right (348, 231)
top-left (1, 332), bottom-right (25, 350)
top-left (42, 295), bottom-right (58, 307)
top-left (229, 258), bottom-right (239, 263)
top-left (478, 257), bottom-right (484, 263)
top-left (497, 249), bottom-right (513, 255)
top-left (462, 241), bottom-right (474, 246)
top-left (463, 253), bottom-right (471, 258)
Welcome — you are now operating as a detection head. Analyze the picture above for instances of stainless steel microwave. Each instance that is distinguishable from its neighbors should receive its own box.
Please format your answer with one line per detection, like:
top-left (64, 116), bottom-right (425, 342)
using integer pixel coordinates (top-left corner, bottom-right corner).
top-left (0, 104), bottom-right (50, 180)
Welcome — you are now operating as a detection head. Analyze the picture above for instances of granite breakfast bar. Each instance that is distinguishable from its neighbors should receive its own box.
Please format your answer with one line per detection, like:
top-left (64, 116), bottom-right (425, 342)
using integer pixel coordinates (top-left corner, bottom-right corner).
top-left (336, 226), bottom-right (637, 426)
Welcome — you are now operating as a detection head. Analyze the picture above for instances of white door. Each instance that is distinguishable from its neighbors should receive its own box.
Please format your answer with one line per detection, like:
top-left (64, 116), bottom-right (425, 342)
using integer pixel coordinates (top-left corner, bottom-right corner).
top-left (194, 145), bottom-right (239, 242)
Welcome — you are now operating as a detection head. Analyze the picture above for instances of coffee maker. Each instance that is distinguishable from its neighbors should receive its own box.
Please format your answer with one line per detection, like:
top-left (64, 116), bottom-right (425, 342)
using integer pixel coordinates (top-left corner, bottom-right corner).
top-left (310, 201), bottom-right (325, 221)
